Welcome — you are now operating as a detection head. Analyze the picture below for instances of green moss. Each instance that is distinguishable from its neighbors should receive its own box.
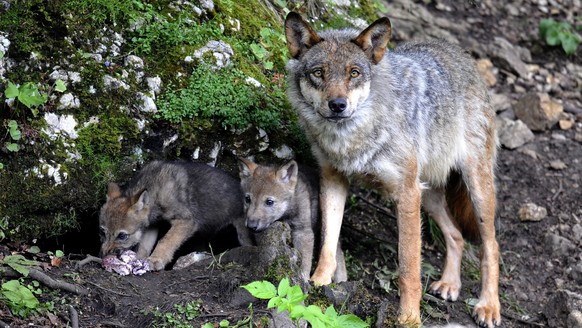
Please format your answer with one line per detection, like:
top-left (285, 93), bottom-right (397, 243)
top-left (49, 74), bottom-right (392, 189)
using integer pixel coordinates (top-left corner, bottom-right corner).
top-left (264, 254), bottom-right (293, 284)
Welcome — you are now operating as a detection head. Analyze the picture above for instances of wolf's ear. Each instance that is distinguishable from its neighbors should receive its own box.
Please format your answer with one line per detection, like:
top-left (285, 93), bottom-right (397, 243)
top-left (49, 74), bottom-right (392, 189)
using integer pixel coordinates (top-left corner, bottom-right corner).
top-left (106, 182), bottom-right (122, 200)
top-left (278, 160), bottom-right (298, 187)
top-left (132, 190), bottom-right (149, 212)
top-left (285, 12), bottom-right (322, 59)
top-left (353, 17), bottom-right (392, 64)
top-left (238, 157), bottom-right (257, 179)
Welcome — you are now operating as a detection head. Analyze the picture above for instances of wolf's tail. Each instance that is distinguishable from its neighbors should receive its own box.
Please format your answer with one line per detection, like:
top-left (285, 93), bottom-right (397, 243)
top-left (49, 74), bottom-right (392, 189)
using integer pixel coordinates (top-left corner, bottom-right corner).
top-left (445, 170), bottom-right (480, 243)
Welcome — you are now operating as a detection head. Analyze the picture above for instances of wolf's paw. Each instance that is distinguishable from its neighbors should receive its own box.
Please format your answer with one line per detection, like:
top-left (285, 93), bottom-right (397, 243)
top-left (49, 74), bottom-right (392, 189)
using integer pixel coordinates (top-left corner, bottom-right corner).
top-left (310, 270), bottom-right (332, 286)
top-left (429, 279), bottom-right (461, 301)
top-left (146, 256), bottom-right (167, 271)
top-left (472, 298), bottom-right (501, 328)
top-left (396, 312), bottom-right (421, 328)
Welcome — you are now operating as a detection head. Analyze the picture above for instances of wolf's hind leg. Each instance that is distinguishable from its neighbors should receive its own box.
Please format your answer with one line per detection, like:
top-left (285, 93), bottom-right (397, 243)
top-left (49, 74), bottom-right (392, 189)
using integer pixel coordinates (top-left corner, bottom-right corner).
top-left (464, 160), bottom-right (501, 328)
top-left (148, 219), bottom-right (196, 271)
top-left (422, 189), bottom-right (464, 301)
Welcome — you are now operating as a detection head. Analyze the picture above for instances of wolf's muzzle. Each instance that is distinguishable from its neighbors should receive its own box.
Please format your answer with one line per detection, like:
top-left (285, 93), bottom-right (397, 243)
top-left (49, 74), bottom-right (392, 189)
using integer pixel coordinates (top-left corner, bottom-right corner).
top-left (328, 98), bottom-right (347, 113)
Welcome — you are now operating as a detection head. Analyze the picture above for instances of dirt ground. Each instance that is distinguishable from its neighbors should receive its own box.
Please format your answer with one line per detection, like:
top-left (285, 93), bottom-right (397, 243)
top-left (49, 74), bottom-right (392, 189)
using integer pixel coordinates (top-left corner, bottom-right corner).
top-left (1, 1), bottom-right (582, 327)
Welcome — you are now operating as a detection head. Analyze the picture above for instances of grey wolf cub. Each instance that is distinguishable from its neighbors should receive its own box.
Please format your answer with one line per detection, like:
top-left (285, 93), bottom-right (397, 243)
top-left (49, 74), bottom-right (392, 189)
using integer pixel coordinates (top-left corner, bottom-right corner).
top-left (285, 12), bottom-right (500, 327)
top-left (238, 158), bottom-right (347, 282)
top-left (99, 160), bottom-right (252, 271)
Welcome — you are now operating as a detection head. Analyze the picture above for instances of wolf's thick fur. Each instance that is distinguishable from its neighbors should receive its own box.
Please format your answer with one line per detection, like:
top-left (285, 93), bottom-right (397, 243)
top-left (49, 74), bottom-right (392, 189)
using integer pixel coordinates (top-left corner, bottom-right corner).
top-left (99, 160), bottom-right (252, 271)
top-left (285, 12), bottom-right (500, 327)
top-left (238, 158), bottom-right (347, 282)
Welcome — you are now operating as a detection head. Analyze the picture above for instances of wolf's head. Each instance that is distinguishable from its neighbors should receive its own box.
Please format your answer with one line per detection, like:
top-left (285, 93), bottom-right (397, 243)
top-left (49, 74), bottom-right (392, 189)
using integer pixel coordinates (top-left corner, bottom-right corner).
top-left (285, 12), bottom-right (391, 123)
top-left (238, 158), bottom-right (298, 232)
top-left (98, 182), bottom-right (151, 257)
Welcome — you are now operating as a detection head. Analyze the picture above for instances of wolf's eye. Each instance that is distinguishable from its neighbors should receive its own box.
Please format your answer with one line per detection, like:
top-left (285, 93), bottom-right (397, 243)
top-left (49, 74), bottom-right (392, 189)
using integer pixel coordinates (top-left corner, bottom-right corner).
top-left (350, 69), bottom-right (360, 78)
top-left (244, 195), bottom-right (251, 204)
top-left (117, 232), bottom-right (128, 241)
top-left (312, 68), bottom-right (323, 78)
top-left (265, 199), bottom-right (275, 206)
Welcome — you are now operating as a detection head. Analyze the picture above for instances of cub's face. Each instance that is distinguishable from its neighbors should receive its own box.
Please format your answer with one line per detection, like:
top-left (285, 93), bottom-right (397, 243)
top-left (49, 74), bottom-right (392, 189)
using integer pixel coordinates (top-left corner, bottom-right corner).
top-left (99, 183), bottom-right (150, 257)
top-left (239, 159), bottom-right (298, 232)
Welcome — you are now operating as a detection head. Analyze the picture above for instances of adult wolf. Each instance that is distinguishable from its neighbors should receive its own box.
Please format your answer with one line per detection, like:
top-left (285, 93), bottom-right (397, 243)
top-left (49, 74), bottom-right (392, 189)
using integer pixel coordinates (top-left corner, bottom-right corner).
top-left (99, 160), bottom-right (253, 271)
top-left (284, 12), bottom-right (500, 327)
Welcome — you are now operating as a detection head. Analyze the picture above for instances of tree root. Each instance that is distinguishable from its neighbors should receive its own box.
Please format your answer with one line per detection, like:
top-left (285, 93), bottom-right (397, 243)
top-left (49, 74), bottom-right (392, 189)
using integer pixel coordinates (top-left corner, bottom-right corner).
top-left (1, 266), bottom-right (89, 296)
top-left (75, 255), bottom-right (102, 269)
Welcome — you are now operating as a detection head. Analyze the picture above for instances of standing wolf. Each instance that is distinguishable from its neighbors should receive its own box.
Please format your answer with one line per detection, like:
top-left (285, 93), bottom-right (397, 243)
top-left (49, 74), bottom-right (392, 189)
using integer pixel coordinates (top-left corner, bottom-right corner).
top-left (238, 158), bottom-right (347, 282)
top-left (99, 160), bottom-right (253, 271)
top-left (285, 12), bottom-right (500, 327)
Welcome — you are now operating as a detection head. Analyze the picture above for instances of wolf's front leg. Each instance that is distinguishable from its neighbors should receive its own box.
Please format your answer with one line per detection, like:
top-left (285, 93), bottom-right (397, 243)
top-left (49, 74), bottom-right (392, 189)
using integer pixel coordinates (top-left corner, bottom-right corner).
top-left (148, 219), bottom-right (196, 271)
top-left (136, 227), bottom-right (159, 259)
top-left (394, 163), bottom-right (422, 327)
top-left (292, 227), bottom-right (315, 282)
top-left (311, 165), bottom-right (349, 286)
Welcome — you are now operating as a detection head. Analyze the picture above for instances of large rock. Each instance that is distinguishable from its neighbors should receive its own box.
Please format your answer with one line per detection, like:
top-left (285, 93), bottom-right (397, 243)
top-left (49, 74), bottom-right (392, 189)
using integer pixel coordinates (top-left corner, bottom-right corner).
top-left (496, 117), bottom-right (534, 149)
top-left (514, 92), bottom-right (563, 131)
top-left (487, 37), bottom-right (530, 78)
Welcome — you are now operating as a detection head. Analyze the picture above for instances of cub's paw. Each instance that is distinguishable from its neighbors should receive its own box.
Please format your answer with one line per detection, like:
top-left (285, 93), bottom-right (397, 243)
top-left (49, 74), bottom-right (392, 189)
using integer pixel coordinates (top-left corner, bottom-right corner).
top-left (429, 279), bottom-right (461, 302)
top-left (472, 298), bottom-right (501, 327)
top-left (146, 256), bottom-right (167, 271)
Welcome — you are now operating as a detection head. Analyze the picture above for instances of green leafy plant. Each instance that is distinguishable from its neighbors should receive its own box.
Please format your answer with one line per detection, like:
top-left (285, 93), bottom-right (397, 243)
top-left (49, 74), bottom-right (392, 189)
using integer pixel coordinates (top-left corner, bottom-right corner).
top-left (0, 279), bottom-right (41, 317)
top-left (4, 79), bottom-right (67, 116)
top-left (0, 255), bottom-right (45, 318)
top-left (250, 27), bottom-right (288, 70)
top-left (539, 18), bottom-right (581, 55)
top-left (149, 300), bottom-right (203, 328)
top-left (156, 64), bottom-right (281, 130)
top-left (242, 278), bottom-right (369, 328)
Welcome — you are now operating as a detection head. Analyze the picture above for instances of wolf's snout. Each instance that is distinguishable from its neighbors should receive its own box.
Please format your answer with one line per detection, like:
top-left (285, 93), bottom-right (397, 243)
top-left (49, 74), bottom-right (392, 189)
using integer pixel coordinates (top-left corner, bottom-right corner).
top-left (328, 98), bottom-right (347, 113)
top-left (246, 220), bottom-right (266, 232)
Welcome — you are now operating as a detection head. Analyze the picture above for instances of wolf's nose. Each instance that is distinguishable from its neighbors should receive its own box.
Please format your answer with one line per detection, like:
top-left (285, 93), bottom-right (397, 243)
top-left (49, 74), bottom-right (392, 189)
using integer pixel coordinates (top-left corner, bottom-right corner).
top-left (328, 98), bottom-right (347, 113)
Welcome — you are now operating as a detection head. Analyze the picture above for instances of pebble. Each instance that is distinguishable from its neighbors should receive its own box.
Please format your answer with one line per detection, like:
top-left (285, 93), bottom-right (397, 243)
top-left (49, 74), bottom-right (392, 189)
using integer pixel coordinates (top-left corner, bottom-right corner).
top-left (549, 159), bottom-right (567, 170)
top-left (519, 202), bottom-right (547, 222)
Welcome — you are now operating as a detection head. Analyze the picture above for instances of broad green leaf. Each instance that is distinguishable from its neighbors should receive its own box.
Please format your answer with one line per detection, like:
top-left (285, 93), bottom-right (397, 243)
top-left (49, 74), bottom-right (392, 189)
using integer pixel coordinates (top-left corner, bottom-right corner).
top-left (241, 280), bottom-right (277, 299)
top-left (8, 120), bottom-right (21, 141)
top-left (277, 277), bottom-right (290, 297)
top-left (6, 143), bottom-right (19, 152)
top-left (560, 32), bottom-right (580, 55)
top-left (287, 285), bottom-right (307, 304)
top-left (219, 319), bottom-right (229, 327)
top-left (335, 314), bottom-right (369, 328)
top-left (201, 324), bottom-right (214, 328)
top-left (324, 305), bottom-right (338, 319)
top-left (0, 163), bottom-right (4, 170)
top-left (5, 82), bottom-right (19, 99)
top-left (0, 51), bottom-right (4, 59)
top-left (18, 83), bottom-right (47, 109)
top-left (250, 43), bottom-right (268, 59)
top-left (289, 304), bottom-right (305, 320)
top-left (55, 250), bottom-right (64, 258)
top-left (267, 295), bottom-right (281, 309)
top-left (545, 26), bottom-right (561, 46)
top-left (260, 28), bottom-right (272, 39)
top-left (27, 246), bottom-right (41, 254)
top-left (54, 79), bottom-right (67, 93)
top-left (539, 18), bottom-right (555, 38)
top-left (264, 61), bottom-right (274, 70)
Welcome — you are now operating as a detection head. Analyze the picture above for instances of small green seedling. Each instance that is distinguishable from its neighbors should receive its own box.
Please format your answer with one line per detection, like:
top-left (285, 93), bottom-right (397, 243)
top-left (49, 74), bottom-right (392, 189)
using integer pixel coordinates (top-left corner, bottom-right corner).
top-left (539, 18), bottom-right (581, 55)
top-left (242, 277), bottom-right (368, 328)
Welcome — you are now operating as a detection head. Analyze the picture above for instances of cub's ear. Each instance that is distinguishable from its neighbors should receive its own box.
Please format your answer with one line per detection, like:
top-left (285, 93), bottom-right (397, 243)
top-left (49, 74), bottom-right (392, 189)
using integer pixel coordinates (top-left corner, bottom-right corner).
top-left (278, 160), bottom-right (298, 186)
top-left (285, 12), bottom-right (322, 59)
top-left (106, 182), bottom-right (122, 200)
top-left (238, 157), bottom-right (257, 179)
top-left (132, 189), bottom-right (149, 212)
top-left (353, 17), bottom-right (392, 64)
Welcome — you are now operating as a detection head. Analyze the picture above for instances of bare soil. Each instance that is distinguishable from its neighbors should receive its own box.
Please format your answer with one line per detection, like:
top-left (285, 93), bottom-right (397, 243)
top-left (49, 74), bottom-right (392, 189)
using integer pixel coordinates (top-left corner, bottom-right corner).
top-left (1, 1), bottom-right (581, 327)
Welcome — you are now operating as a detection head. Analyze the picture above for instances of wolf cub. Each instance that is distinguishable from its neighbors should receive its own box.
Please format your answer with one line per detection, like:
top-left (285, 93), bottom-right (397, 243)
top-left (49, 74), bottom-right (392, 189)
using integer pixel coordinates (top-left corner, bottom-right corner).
top-left (99, 160), bottom-right (252, 271)
top-left (238, 158), bottom-right (347, 282)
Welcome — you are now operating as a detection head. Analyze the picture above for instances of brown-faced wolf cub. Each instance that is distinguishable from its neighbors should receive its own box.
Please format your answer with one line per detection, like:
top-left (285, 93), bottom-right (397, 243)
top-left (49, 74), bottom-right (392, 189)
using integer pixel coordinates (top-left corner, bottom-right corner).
top-left (99, 160), bottom-right (252, 271)
top-left (238, 158), bottom-right (347, 282)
